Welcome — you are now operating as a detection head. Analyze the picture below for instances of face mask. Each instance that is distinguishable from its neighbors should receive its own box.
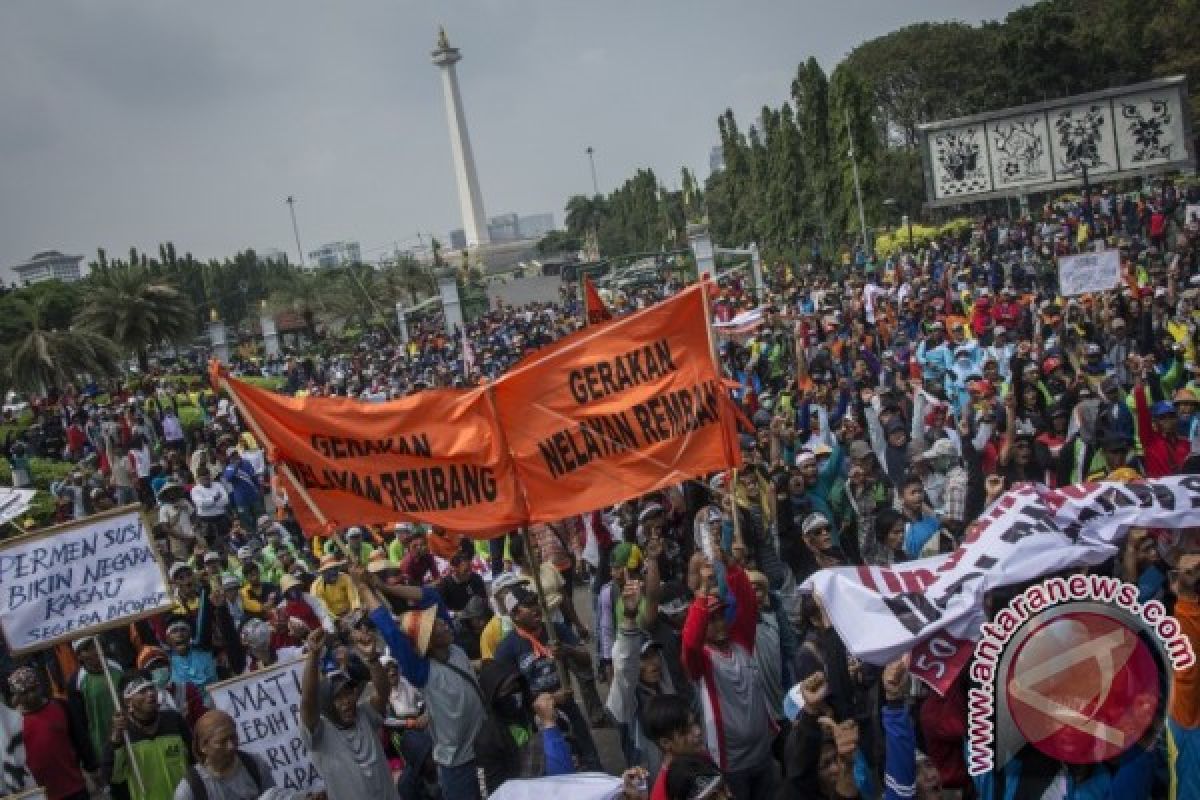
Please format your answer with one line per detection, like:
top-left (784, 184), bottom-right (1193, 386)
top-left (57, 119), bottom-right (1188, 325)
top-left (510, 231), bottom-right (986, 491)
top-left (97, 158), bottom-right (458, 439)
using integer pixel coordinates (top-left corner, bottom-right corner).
top-left (151, 667), bottom-right (170, 689)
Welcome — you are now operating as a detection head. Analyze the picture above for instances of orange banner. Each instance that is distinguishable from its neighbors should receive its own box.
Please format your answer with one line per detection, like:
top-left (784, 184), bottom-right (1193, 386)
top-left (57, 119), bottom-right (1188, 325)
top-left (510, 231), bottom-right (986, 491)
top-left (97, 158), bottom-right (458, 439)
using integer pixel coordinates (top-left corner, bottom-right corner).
top-left (584, 276), bottom-right (613, 325)
top-left (214, 283), bottom-right (740, 537)
top-left (212, 370), bottom-right (527, 536)
top-left (492, 282), bottom-right (741, 523)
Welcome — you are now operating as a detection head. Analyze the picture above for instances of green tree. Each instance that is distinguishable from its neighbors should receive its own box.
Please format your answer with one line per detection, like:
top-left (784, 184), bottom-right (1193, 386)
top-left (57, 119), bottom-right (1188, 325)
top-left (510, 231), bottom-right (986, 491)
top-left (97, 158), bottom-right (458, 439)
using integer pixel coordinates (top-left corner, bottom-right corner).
top-left (264, 269), bottom-right (351, 342)
top-left (4, 297), bottom-right (120, 394)
top-left (791, 58), bottom-right (833, 255)
top-left (536, 230), bottom-right (583, 257)
top-left (565, 194), bottom-right (608, 257)
top-left (75, 266), bottom-right (195, 371)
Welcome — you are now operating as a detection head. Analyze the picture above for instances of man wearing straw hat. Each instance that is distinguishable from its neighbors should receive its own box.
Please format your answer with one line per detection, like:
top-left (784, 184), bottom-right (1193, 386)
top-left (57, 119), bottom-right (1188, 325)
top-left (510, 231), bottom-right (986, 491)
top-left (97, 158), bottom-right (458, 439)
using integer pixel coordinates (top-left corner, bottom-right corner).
top-left (350, 564), bottom-right (487, 800)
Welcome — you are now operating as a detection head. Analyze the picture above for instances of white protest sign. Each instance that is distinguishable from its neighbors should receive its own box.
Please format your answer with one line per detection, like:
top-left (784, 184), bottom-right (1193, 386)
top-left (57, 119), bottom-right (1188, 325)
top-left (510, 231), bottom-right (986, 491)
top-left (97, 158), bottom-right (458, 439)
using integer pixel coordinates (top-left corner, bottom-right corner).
top-left (0, 508), bottom-right (171, 654)
top-left (1057, 249), bottom-right (1121, 297)
top-left (209, 659), bottom-right (323, 793)
top-left (802, 476), bottom-right (1200, 672)
top-left (1186, 204), bottom-right (1200, 225)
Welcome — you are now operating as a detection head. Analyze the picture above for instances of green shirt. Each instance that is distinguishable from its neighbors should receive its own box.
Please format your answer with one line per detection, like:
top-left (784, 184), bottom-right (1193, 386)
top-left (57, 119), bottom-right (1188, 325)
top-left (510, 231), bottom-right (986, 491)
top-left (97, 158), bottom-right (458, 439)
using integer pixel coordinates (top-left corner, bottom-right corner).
top-left (107, 710), bottom-right (192, 800)
top-left (79, 666), bottom-right (122, 762)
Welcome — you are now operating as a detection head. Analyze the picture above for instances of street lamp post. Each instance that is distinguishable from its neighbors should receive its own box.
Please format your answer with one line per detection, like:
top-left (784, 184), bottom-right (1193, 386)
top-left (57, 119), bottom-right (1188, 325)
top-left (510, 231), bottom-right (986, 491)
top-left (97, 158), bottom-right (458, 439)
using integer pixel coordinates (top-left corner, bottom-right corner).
top-left (286, 196), bottom-right (306, 268)
top-left (586, 146), bottom-right (599, 197)
top-left (845, 108), bottom-right (870, 263)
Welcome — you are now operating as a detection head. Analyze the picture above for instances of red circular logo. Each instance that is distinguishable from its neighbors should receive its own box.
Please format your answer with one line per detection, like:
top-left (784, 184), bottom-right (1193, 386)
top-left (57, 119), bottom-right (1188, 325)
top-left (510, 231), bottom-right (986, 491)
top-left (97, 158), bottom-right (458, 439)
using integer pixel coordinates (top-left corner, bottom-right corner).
top-left (1004, 611), bottom-right (1160, 764)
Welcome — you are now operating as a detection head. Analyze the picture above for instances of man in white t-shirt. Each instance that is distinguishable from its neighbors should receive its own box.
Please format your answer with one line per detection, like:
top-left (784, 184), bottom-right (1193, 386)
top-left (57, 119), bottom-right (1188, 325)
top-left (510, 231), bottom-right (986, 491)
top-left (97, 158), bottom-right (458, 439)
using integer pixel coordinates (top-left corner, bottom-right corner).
top-left (190, 467), bottom-right (231, 544)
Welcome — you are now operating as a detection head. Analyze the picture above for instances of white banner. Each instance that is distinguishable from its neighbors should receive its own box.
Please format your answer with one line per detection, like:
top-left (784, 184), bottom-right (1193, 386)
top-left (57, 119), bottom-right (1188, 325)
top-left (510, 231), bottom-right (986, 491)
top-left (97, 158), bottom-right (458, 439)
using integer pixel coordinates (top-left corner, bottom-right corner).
top-left (0, 489), bottom-right (35, 528)
top-left (209, 659), bottom-right (322, 793)
top-left (490, 773), bottom-right (622, 800)
top-left (0, 509), bottom-right (171, 654)
top-left (1057, 249), bottom-right (1121, 297)
top-left (802, 477), bottom-right (1200, 670)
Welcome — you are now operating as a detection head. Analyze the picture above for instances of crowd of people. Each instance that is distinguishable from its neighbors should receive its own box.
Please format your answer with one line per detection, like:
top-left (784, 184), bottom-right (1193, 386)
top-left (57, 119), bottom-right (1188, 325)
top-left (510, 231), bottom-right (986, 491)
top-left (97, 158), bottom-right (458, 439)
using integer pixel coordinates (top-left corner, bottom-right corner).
top-left (2, 178), bottom-right (1200, 800)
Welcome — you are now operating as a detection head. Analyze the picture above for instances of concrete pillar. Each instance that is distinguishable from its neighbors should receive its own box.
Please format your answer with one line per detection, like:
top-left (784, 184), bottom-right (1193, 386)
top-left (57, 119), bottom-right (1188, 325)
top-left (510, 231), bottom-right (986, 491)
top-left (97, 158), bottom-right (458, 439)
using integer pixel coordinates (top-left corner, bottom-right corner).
top-left (436, 268), bottom-right (463, 335)
top-left (208, 318), bottom-right (230, 364)
top-left (395, 302), bottom-right (410, 344)
top-left (687, 223), bottom-right (715, 280)
top-left (261, 315), bottom-right (281, 358)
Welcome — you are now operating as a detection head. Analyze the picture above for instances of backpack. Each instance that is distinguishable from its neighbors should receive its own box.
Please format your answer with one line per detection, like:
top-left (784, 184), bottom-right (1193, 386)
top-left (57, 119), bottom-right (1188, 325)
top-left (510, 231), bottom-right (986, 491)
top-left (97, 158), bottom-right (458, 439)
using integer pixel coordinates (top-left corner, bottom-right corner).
top-left (185, 751), bottom-right (263, 800)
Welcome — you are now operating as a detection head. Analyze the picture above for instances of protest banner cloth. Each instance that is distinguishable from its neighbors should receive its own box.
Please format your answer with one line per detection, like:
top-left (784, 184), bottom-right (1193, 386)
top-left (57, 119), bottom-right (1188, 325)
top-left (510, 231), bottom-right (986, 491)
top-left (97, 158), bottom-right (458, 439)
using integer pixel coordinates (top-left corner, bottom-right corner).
top-left (1057, 249), bottom-right (1121, 297)
top-left (0, 488), bottom-right (35, 528)
top-left (583, 276), bottom-right (613, 326)
top-left (208, 658), bottom-right (322, 793)
top-left (491, 281), bottom-right (742, 524)
top-left (0, 789), bottom-right (46, 800)
top-left (212, 365), bottom-right (528, 536)
top-left (802, 476), bottom-right (1200, 694)
top-left (215, 281), bottom-right (741, 533)
top-left (0, 507), bottom-right (172, 654)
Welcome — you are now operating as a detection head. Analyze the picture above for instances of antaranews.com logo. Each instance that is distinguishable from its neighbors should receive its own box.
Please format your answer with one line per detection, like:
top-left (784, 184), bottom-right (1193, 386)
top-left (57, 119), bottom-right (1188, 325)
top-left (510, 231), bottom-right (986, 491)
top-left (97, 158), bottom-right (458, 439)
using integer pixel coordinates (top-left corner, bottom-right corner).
top-left (967, 574), bottom-right (1195, 775)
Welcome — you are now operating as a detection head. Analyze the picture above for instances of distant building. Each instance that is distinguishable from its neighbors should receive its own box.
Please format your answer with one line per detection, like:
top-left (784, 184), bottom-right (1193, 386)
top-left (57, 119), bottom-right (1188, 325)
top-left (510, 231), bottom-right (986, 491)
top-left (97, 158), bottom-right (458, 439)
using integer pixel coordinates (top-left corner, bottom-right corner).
top-left (518, 213), bottom-right (555, 239)
top-left (450, 212), bottom-right (555, 249)
top-left (709, 145), bottom-right (725, 174)
top-left (306, 241), bottom-right (361, 269)
top-left (9, 251), bottom-right (86, 286)
top-left (488, 213), bottom-right (520, 242)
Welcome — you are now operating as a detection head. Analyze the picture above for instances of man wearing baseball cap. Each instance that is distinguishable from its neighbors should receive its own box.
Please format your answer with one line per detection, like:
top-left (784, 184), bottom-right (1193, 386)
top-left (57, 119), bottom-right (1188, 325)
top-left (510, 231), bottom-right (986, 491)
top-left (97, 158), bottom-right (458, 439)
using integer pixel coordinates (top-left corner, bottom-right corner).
top-left (494, 585), bottom-right (603, 771)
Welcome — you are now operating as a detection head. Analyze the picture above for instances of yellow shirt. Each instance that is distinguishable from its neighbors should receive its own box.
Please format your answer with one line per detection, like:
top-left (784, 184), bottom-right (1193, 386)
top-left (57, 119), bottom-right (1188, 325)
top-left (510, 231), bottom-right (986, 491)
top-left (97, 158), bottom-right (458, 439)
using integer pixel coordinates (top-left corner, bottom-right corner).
top-left (310, 573), bottom-right (360, 618)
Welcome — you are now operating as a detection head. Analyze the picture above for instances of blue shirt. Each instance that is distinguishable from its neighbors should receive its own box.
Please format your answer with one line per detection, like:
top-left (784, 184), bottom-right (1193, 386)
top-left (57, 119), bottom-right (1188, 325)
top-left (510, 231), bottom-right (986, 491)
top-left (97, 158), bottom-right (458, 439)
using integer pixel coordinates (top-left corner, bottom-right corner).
top-left (493, 622), bottom-right (578, 695)
top-left (223, 460), bottom-right (261, 507)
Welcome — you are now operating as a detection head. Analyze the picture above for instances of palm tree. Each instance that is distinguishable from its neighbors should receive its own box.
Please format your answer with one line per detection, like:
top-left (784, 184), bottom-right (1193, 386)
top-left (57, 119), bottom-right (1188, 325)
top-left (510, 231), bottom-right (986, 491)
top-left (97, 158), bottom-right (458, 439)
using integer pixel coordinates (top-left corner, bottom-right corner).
top-left (75, 266), bottom-right (195, 372)
top-left (565, 194), bottom-right (607, 258)
top-left (264, 269), bottom-right (352, 342)
top-left (5, 298), bottom-right (121, 395)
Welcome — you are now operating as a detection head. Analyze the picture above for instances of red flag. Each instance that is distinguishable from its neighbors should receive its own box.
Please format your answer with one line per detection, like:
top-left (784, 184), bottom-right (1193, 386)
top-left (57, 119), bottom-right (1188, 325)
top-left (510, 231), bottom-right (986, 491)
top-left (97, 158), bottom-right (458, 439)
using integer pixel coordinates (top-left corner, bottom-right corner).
top-left (584, 276), bottom-right (613, 326)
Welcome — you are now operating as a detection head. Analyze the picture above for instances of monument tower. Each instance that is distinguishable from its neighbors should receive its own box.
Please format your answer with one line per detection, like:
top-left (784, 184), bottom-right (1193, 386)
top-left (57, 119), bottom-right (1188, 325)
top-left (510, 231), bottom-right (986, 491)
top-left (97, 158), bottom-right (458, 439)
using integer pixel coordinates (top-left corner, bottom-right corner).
top-left (431, 27), bottom-right (490, 247)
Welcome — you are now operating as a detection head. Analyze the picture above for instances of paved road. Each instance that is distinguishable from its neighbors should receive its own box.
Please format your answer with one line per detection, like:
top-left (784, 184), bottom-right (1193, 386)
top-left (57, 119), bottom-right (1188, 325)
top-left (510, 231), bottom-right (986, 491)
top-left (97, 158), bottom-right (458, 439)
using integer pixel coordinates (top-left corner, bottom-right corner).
top-left (486, 275), bottom-right (564, 308)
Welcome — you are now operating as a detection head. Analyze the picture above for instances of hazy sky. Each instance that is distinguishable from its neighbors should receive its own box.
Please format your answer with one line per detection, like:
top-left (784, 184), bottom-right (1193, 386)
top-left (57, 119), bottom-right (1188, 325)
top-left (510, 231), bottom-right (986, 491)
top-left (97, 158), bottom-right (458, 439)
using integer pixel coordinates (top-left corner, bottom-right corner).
top-left (0, 0), bottom-right (1026, 274)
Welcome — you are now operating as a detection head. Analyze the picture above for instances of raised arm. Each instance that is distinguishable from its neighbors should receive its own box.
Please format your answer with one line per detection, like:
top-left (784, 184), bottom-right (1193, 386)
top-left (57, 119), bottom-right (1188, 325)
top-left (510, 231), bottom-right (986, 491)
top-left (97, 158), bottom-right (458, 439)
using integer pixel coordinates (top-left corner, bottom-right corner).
top-left (299, 628), bottom-right (326, 734)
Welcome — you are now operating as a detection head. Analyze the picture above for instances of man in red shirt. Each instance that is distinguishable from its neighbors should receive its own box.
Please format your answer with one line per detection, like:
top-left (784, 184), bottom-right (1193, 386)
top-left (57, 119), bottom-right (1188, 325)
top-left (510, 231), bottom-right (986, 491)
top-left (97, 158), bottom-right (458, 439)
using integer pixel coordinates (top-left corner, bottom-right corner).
top-left (8, 666), bottom-right (95, 800)
top-left (1133, 382), bottom-right (1190, 478)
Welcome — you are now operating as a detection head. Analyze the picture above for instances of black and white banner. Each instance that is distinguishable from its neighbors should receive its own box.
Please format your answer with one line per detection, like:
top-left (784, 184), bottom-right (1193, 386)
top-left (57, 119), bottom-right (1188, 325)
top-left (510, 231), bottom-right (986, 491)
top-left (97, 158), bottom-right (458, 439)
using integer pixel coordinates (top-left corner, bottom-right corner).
top-left (802, 477), bottom-right (1200, 686)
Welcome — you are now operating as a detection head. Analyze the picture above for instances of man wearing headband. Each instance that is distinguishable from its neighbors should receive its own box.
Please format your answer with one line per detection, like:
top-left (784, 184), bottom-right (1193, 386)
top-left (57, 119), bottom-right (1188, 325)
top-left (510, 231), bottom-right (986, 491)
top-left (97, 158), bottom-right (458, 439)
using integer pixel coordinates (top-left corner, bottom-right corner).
top-left (7, 666), bottom-right (95, 800)
top-left (102, 670), bottom-right (191, 800)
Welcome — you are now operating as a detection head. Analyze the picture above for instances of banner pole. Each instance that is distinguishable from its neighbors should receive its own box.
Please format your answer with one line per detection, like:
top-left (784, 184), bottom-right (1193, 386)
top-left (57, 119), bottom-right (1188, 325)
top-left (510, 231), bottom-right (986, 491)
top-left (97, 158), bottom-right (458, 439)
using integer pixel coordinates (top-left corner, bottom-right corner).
top-left (730, 468), bottom-right (745, 555)
top-left (94, 635), bottom-right (147, 799)
top-left (519, 528), bottom-right (573, 696)
top-left (700, 277), bottom-right (743, 474)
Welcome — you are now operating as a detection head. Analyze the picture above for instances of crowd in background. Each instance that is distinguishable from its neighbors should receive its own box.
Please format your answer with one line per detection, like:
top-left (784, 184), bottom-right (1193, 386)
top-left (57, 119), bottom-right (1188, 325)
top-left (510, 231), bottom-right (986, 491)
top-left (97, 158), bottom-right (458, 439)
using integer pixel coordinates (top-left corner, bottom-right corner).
top-left (1, 177), bottom-right (1199, 800)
